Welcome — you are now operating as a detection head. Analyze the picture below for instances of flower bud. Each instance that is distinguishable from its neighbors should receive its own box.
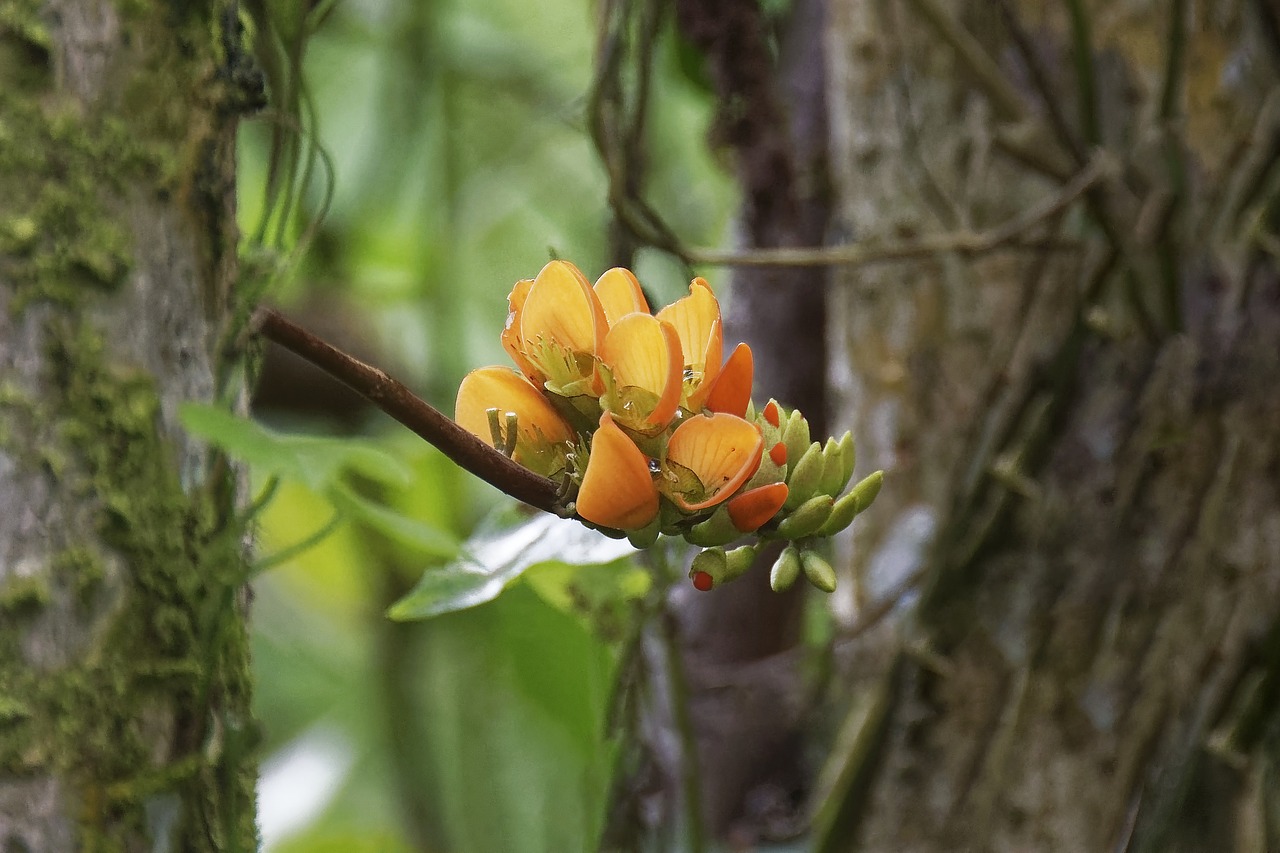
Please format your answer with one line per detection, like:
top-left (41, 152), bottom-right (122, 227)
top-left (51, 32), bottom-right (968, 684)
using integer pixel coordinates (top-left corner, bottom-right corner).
top-left (776, 493), bottom-right (835, 539)
top-left (800, 550), bottom-right (837, 592)
top-left (770, 545), bottom-right (802, 592)
top-left (784, 442), bottom-right (825, 509)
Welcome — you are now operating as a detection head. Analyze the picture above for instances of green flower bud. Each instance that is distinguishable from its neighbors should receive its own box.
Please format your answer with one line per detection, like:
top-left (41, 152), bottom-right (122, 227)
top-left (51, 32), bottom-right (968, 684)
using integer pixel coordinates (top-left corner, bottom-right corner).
top-left (815, 489), bottom-right (860, 537)
top-left (818, 436), bottom-right (845, 497)
top-left (690, 547), bottom-right (727, 581)
top-left (722, 544), bottom-right (759, 582)
top-left (801, 550), bottom-right (837, 592)
top-left (776, 493), bottom-right (835, 539)
top-left (782, 410), bottom-right (811, 471)
top-left (783, 442), bottom-right (825, 509)
top-left (838, 431), bottom-right (856, 492)
top-left (850, 470), bottom-right (884, 513)
top-left (770, 545), bottom-right (802, 592)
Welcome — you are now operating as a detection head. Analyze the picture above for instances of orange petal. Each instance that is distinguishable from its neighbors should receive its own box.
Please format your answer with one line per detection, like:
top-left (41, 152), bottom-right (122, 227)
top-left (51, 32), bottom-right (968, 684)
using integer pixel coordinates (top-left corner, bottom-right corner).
top-left (656, 278), bottom-right (723, 406)
top-left (501, 278), bottom-right (544, 382)
top-left (600, 314), bottom-right (683, 427)
top-left (520, 260), bottom-right (608, 357)
top-left (769, 441), bottom-right (787, 467)
top-left (665, 413), bottom-right (764, 511)
top-left (763, 400), bottom-right (781, 428)
top-left (577, 413), bottom-right (659, 530)
top-left (455, 367), bottom-right (575, 465)
top-left (594, 268), bottom-right (650, 326)
top-left (704, 343), bottom-right (754, 417)
top-left (727, 482), bottom-right (789, 532)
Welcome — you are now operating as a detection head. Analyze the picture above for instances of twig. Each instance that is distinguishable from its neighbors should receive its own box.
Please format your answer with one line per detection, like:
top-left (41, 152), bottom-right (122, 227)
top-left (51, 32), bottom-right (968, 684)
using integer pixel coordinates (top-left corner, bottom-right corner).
top-left (252, 307), bottom-right (564, 515)
top-left (685, 152), bottom-right (1111, 269)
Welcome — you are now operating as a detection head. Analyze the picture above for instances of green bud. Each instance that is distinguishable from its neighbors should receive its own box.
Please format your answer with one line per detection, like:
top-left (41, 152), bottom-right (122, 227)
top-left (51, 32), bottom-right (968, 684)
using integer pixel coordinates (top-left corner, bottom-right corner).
top-left (784, 442), bottom-right (825, 509)
top-left (782, 410), bottom-right (811, 470)
top-left (690, 547), bottom-right (727, 580)
top-left (684, 506), bottom-right (740, 548)
top-left (818, 437), bottom-right (845, 497)
top-left (850, 470), bottom-right (884, 513)
top-left (770, 545), bottom-right (802, 592)
top-left (776, 493), bottom-right (835, 539)
top-left (626, 518), bottom-right (660, 549)
top-left (838, 431), bottom-right (856, 492)
top-left (722, 544), bottom-right (759, 582)
top-left (800, 550), bottom-right (837, 593)
top-left (815, 489), bottom-right (860, 537)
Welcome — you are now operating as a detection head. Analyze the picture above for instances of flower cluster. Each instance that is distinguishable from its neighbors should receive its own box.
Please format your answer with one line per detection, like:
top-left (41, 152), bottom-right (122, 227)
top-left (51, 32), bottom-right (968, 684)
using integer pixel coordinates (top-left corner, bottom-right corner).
top-left (455, 261), bottom-right (882, 592)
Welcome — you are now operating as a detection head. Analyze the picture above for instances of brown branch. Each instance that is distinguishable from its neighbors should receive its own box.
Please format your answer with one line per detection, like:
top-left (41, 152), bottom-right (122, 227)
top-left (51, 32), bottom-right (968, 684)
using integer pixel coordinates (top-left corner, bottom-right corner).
top-left (686, 152), bottom-right (1113, 269)
top-left (252, 307), bottom-right (564, 515)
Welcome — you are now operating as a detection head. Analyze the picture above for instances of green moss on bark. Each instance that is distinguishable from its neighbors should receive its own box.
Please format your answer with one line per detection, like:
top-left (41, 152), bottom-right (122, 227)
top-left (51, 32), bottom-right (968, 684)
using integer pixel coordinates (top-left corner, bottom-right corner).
top-left (0, 0), bottom-right (261, 848)
top-left (0, 324), bottom-right (256, 849)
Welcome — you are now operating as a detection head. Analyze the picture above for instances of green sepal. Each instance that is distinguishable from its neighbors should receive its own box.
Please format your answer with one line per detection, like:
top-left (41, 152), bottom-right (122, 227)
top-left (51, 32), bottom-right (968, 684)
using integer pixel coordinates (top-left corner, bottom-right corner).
top-left (626, 517), bottom-right (660, 549)
top-left (684, 505), bottom-right (740, 547)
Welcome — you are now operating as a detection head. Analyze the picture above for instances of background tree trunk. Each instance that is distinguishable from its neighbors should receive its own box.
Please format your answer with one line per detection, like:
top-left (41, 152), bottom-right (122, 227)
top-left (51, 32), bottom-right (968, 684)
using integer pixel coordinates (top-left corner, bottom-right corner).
top-left (819, 0), bottom-right (1280, 849)
top-left (0, 0), bottom-right (260, 849)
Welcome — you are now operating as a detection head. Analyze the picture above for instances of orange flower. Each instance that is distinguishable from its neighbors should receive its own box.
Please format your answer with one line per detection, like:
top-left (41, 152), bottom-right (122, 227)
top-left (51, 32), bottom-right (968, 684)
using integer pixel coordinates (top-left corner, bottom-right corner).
top-left (576, 412), bottom-right (660, 530)
top-left (507, 260), bottom-right (609, 397)
top-left (594, 267), bottom-right (650, 325)
top-left (598, 313), bottom-right (684, 431)
top-left (656, 278), bottom-right (724, 411)
top-left (455, 367), bottom-right (575, 477)
top-left (662, 412), bottom-right (764, 511)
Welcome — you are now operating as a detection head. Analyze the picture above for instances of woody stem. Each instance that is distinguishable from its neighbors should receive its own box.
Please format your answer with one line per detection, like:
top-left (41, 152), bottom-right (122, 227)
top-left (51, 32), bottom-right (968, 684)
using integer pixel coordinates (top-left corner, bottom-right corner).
top-left (252, 307), bottom-right (564, 515)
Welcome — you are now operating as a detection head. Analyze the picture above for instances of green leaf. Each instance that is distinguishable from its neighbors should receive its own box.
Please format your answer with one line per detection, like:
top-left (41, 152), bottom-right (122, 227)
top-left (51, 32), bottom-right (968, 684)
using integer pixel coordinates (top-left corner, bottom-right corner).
top-left (330, 486), bottom-right (459, 559)
top-left (387, 513), bottom-right (636, 621)
top-left (179, 403), bottom-right (408, 491)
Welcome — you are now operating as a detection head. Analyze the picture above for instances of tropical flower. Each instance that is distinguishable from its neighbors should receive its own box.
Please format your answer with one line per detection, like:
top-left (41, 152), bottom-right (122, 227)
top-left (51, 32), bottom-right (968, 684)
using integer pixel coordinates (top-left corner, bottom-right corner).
top-left (453, 261), bottom-right (883, 594)
top-left (454, 367), bottom-right (575, 478)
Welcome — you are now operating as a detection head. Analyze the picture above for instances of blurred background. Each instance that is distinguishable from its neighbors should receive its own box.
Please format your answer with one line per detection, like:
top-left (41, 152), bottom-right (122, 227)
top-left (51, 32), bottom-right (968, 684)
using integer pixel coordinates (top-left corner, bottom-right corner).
top-left (239, 1), bottom-right (738, 849)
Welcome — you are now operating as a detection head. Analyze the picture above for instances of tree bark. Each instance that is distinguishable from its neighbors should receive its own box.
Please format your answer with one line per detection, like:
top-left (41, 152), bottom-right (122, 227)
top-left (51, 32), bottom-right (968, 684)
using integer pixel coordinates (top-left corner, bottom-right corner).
top-left (0, 0), bottom-right (260, 849)
top-left (821, 0), bottom-right (1280, 849)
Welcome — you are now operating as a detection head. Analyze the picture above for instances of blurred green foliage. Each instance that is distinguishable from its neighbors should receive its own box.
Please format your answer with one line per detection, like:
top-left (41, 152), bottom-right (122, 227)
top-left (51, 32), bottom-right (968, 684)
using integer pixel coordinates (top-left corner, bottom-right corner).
top-left (236, 0), bottom-right (736, 850)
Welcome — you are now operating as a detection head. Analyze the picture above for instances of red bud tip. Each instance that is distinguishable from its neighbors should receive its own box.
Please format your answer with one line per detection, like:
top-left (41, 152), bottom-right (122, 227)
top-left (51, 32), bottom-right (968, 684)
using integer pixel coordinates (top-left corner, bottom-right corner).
top-left (763, 401), bottom-right (781, 428)
top-left (769, 441), bottom-right (787, 466)
top-left (692, 571), bottom-right (714, 591)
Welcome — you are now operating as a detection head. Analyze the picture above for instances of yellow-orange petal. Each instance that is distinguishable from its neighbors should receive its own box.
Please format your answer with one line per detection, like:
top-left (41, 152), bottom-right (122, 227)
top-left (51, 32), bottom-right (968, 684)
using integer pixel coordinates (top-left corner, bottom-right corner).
top-left (656, 278), bottom-right (724, 404)
top-left (727, 482), bottom-right (789, 532)
top-left (665, 413), bottom-right (764, 511)
top-left (600, 314), bottom-right (683, 427)
top-left (704, 342), bottom-right (754, 417)
top-left (455, 368), bottom-right (575, 473)
top-left (594, 267), bottom-right (650, 326)
top-left (501, 278), bottom-right (543, 382)
top-left (577, 413), bottom-right (659, 530)
top-left (520, 260), bottom-right (608, 357)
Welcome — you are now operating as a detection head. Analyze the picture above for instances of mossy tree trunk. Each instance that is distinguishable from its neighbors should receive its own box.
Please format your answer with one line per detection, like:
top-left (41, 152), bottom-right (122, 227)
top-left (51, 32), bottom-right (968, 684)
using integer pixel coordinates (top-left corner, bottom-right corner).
top-left (0, 0), bottom-right (261, 849)
top-left (821, 0), bottom-right (1280, 849)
